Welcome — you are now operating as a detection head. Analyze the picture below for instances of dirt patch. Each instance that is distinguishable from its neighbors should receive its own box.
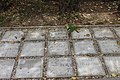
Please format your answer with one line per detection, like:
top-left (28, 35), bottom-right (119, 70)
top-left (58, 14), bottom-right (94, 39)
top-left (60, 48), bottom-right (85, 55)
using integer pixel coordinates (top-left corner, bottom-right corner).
top-left (0, 0), bottom-right (120, 27)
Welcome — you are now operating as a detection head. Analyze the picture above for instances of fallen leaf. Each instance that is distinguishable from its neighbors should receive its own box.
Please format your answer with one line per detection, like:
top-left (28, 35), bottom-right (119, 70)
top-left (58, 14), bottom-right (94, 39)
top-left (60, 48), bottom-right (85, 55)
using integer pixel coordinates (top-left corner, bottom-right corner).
top-left (117, 41), bottom-right (120, 45)
top-left (71, 77), bottom-right (77, 80)
top-left (111, 74), bottom-right (117, 77)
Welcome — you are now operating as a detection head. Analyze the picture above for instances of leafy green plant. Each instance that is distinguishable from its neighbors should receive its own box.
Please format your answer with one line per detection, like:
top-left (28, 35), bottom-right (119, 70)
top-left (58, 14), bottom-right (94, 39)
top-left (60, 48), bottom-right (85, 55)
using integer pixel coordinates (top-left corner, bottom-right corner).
top-left (65, 23), bottom-right (79, 33)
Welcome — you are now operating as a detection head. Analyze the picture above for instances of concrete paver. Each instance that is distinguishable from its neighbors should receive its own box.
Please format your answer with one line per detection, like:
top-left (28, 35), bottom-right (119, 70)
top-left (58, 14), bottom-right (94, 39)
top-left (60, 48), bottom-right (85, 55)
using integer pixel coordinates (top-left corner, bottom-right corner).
top-left (73, 40), bottom-right (96, 55)
top-left (72, 28), bottom-right (92, 39)
top-left (48, 28), bottom-right (68, 39)
top-left (0, 43), bottom-right (20, 57)
top-left (1, 31), bottom-right (24, 41)
top-left (93, 28), bottom-right (114, 38)
top-left (25, 29), bottom-right (46, 40)
top-left (0, 59), bottom-right (15, 78)
top-left (48, 41), bottom-right (69, 56)
top-left (46, 57), bottom-right (73, 77)
top-left (15, 58), bottom-right (43, 78)
top-left (21, 42), bottom-right (45, 57)
top-left (104, 57), bottom-right (120, 74)
top-left (0, 25), bottom-right (120, 79)
top-left (98, 40), bottom-right (120, 54)
top-left (76, 57), bottom-right (105, 76)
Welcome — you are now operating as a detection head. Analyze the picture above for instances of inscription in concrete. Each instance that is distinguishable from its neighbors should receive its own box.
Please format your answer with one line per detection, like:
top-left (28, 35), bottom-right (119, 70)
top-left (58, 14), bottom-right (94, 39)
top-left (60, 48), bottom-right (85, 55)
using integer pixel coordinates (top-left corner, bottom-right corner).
top-left (48, 28), bottom-right (68, 39)
top-left (15, 58), bottom-right (43, 78)
top-left (72, 28), bottom-right (91, 39)
top-left (48, 41), bottom-right (69, 55)
top-left (73, 40), bottom-right (96, 55)
top-left (93, 28), bottom-right (114, 38)
top-left (47, 57), bottom-right (73, 77)
top-left (76, 57), bottom-right (105, 76)
top-left (104, 57), bottom-right (120, 74)
top-left (21, 42), bottom-right (45, 57)
top-left (25, 29), bottom-right (45, 40)
top-left (98, 40), bottom-right (120, 53)
top-left (2, 31), bottom-right (24, 41)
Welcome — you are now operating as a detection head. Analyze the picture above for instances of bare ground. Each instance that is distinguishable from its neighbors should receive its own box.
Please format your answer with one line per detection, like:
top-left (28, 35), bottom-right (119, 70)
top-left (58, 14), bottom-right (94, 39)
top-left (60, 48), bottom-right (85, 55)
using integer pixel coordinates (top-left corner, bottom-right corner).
top-left (0, 0), bottom-right (120, 27)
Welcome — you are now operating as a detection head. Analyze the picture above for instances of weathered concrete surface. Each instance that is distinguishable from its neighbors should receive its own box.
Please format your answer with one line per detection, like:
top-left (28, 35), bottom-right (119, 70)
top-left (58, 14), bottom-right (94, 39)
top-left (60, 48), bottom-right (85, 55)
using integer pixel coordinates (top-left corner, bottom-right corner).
top-left (0, 59), bottom-right (15, 78)
top-left (21, 42), bottom-right (45, 57)
top-left (0, 25), bottom-right (120, 80)
top-left (15, 58), bottom-right (43, 78)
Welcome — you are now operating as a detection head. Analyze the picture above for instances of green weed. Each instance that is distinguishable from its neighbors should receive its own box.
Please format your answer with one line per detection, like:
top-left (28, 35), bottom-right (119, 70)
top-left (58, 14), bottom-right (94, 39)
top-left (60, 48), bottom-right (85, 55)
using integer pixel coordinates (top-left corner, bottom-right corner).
top-left (65, 23), bottom-right (79, 33)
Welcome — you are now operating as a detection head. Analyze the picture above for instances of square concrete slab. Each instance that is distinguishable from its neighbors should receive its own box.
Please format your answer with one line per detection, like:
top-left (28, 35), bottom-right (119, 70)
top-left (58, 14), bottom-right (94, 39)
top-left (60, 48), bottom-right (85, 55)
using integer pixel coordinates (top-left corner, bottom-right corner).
top-left (48, 28), bottom-right (68, 39)
top-left (104, 57), bottom-right (120, 74)
top-left (47, 57), bottom-right (73, 77)
top-left (48, 41), bottom-right (69, 56)
top-left (72, 28), bottom-right (92, 39)
top-left (93, 28), bottom-right (114, 38)
top-left (98, 40), bottom-right (120, 53)
top-left (114, 27), bottom-right (120, 37)
top-left (0, 43), bottom-right (20, 57)
top-left (76, 57), bottom-right (105, 76)
top-left (25, 29), bottom-right (46, 40)
top-left (73, 40), bottom-right (96, 55)
top-left (1, 31), bottom-right (24, 41)
top-left (21, 42), bottom-right (45, 57)
top-left (15, 58), bottom-right (43, 78)
top-left (0, 59), bottom-right (15, 78)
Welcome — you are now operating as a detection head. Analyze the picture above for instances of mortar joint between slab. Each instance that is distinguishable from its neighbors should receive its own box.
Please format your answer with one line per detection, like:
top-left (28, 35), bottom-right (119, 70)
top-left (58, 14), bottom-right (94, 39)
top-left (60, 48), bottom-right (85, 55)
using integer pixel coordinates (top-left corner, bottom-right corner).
top-left (109, 27), bottom-right (119, 39)
top-left (0, 30), bottom-right (6, 41)
top-left (10, 31), bottom-right (28, 79)
top-left (110, 27), bottom-right (120, 41)
top-left (42, 28), bottom-right (48, 79)
top-left (68, 31), bottom-right (79, 77)
top-left (89, 27), bottom-right (110, 76)
top-left (89, 27), bottom-right (101, 54)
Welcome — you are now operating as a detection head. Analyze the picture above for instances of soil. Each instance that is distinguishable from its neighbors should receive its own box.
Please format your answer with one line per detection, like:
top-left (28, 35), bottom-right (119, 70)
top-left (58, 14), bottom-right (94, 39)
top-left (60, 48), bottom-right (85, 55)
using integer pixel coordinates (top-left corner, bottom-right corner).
top-left (0, 0), bottom-right (120, 27)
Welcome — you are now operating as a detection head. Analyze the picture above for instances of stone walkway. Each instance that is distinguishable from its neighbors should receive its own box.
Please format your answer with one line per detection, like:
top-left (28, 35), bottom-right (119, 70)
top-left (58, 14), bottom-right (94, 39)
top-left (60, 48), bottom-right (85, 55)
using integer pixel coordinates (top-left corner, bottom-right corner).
top-left (0, 25), bottom-right (120, 80)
